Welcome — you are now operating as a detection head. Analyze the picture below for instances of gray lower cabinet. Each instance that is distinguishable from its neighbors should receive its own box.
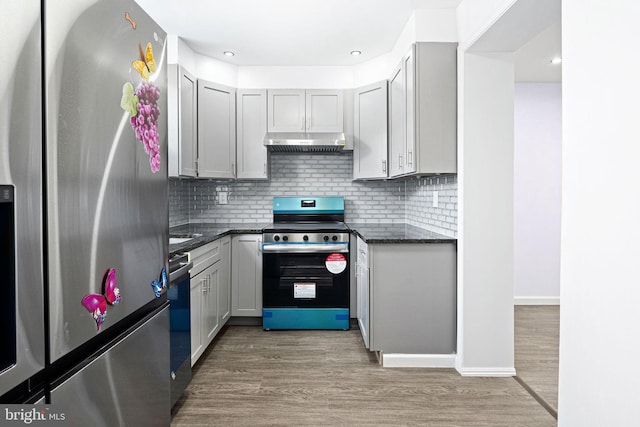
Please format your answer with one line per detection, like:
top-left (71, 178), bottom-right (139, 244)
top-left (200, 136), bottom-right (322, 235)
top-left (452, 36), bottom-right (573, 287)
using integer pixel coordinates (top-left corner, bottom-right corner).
top-left (356, 237), bottom-right (370, 348)
top-left (236, 89), bottom-right (268, 179)
top-left (219, 236), bottom-right (232, 323)
top-left (231, 234), bottom-right (263, 317)
top-left (188, 237), bottom-right (231, 366)
top-left (353, 80), bottom-right (388, 179)
top-left (388, 42), bottom-right (457, 178)
top-left (365, 242), bottom-right (456, 354)
top-left (197, 80), bottom-right (236, 179)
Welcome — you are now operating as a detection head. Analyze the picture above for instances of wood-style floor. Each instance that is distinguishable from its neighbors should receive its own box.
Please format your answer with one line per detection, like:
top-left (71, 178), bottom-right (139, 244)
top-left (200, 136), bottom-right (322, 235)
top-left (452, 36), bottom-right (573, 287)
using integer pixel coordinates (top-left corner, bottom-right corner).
top-left (514, 305), bottom-right (560, 416)
top-left (172, 306), bottom-right (559, 426)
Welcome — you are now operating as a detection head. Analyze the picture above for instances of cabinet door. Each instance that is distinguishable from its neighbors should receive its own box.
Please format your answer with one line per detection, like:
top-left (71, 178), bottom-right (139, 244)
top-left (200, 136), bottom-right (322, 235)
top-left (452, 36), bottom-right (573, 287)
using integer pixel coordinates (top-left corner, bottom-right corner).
top-left (231, 235), bottom-right (262, 317)
top-left (305, 90), bottom-right (343, 132)
top-left (414, 42), bottom-right (457, 174)
top-left (403, 46), bottom-right (416, 174)
top-left (237, 90), bottom-right (268, 179)
top-left (179, 67), bottom-right (198, 177)
top-left (204, 263), bottom-right (220, 345)
top-left (198, 80), bottom-right (236, 179)
top-left (356, 237), bottom-right (370, 348)
top-left (218, 236), bottom-right (232, 324)
top-left (388, 63), bottom-right (405, 177)
top-left (267, 90), bottom-right (305, 132)
top-left (190, 274), bottom-right (204, 366)
top-left (353, 81), bottom-right (388, 180)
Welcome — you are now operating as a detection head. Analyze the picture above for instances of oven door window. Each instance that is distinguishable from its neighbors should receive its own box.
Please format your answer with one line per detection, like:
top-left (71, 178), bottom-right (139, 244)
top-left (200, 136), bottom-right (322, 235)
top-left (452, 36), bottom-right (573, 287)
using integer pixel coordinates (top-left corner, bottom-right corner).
top-left (263, 252), bottom-right (349, 308)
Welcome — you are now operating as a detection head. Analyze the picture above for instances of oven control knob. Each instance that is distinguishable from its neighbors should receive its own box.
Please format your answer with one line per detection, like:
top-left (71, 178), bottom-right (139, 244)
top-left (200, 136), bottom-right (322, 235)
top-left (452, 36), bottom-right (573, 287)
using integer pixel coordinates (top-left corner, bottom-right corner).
top-left (332, 235), bottom-right (338, 241)
top-left (282, 235), bottom-right (288, 242)
top-left (274, 235), bottom-right (280, 242)
top-left (323, 235), bottom-right (329, 242)
top-left (303, 235), bottom-right (309, 242)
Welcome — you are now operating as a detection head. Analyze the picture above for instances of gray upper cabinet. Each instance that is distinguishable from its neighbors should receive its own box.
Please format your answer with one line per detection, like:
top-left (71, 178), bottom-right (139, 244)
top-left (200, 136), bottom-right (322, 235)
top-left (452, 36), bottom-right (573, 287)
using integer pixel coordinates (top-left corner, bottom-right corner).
top-left (168, 65), bottom-right (197, 178)
top-left (388, 42), bottom-right (457, 178)
top-left (267, 89), bottom-right (305, 132)
top-left (305, 90), bottom-right (343, 132)
top-left (237, 89), bottom-right (269, 179)
top-left (388, 62), bottom-right (405, 177)
top-left (353, 81), bottom-right (388, 180)
top-left (198, 80), bottom-right (236, 179)
top-left (267, 89), bottom-right (343, 133)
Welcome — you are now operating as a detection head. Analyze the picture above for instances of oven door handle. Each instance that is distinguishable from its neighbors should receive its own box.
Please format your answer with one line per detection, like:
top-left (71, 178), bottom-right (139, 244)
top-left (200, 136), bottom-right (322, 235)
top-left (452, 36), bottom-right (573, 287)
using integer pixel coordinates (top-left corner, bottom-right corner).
top-left (262, 243), bottom-right (349, 253)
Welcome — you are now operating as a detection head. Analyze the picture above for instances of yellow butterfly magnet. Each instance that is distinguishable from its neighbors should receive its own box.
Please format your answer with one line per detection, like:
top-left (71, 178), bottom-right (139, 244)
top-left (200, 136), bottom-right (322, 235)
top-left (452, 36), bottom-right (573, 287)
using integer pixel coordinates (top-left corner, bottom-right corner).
top-left (132, 42), bottom-right (156, 81)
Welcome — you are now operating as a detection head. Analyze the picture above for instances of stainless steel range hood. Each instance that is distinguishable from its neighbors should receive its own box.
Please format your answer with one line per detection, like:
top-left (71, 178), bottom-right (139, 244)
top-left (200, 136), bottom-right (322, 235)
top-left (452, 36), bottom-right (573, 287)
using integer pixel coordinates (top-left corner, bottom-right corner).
top-left (264, 132), bottom-right (346, 152)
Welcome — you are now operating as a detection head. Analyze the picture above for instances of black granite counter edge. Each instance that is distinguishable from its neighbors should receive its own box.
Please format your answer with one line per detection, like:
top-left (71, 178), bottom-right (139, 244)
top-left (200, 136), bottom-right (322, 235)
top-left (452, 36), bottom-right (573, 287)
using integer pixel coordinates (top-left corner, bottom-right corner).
top-left (169, 222), bottom-right (456, 255)
top-left (347, 222), bottom-right (457, 244)
top-left (169, 223), bottom-right (267, 256)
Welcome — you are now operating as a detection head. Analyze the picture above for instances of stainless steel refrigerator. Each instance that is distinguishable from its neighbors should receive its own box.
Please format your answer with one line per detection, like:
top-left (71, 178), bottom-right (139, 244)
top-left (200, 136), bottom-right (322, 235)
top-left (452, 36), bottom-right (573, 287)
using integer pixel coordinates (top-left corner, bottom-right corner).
top-left (1, 0), bottom-right (171, 424)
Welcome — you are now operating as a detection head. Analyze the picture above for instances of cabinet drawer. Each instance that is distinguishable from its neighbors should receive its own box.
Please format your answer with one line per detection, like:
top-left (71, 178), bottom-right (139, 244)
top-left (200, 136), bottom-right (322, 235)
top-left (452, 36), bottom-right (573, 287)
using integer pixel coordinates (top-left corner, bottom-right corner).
top-left (188, 239), bottom-right (222, 276)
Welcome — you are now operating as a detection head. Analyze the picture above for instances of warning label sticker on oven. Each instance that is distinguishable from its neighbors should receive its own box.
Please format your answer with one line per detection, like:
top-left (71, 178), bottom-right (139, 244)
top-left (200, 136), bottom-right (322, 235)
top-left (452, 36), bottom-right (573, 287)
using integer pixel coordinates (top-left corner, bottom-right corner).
top-left (325, 253), bottom-right (347, 274)
top-left (294, 283), bottom-right (316, 299)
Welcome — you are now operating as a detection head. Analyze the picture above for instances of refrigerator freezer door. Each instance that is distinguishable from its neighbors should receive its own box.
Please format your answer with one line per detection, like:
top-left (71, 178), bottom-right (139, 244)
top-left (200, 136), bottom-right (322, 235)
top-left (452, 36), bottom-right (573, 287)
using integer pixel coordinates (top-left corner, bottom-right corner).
top-left (50, 305), bottom-right (170, 426)
top-left (0, 0), bottom-right (45, 396)
top-left (45, 0), bottom-right (168, 361)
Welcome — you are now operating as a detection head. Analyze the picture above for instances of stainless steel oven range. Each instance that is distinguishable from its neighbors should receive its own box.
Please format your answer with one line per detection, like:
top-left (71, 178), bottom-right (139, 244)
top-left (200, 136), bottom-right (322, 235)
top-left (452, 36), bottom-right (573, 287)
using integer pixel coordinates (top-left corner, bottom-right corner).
top-left (262, 197), bottom-right (350, 330)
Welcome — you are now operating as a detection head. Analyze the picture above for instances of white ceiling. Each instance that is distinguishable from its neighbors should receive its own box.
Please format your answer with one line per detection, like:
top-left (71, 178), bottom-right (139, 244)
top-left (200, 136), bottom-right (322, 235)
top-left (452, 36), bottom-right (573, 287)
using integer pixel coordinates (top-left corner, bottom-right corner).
top-left (135, 0), bottom-right (560, 82)
top-left (135, 0), bottom-right (463, 66)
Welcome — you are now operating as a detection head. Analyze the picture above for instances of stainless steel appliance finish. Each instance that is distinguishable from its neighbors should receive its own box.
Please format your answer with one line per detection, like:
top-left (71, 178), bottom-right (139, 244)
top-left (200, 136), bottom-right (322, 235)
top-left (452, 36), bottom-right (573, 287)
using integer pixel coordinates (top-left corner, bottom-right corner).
top-left (2, 0), bottom-right (171, 419)
top-left (45, 0), bottom-right (168, 362)
top-left (0, 0), bottom-right (45, 397)
top-left (263, 232), bottom-right (350, 253)
top-left (264, 132), bottom-right (346, 152)
top-left (50, 305), bottom-right (170, 425)
top-left (168, 254), bottom-right (192, 407)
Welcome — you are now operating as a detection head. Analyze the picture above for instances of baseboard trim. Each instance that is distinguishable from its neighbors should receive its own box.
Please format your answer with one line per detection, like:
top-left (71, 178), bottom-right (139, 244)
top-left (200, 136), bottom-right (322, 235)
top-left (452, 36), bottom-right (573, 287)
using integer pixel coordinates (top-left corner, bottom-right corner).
top-left (456, 367), bottom-right (517, 377)
top-left (514, 296), bottom-right (560, 305)
top-left (381, 354), bottom-right (456, 368)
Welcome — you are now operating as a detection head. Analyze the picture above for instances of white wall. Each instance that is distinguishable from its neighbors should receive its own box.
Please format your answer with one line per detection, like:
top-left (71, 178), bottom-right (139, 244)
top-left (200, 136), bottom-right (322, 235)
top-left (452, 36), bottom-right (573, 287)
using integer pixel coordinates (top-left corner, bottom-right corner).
top-left (456, 51), bottom-right (515, 375)
top-left (558, 1), bottom-right (640, 425)
top-left (514, 83), bottom-right (561, 303)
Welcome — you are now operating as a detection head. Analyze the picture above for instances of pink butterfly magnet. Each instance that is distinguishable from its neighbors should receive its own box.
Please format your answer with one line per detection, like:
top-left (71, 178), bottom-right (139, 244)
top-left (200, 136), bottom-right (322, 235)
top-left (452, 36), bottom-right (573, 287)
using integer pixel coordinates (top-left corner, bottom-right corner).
top-left (81, 268), bottom-right (122, 330)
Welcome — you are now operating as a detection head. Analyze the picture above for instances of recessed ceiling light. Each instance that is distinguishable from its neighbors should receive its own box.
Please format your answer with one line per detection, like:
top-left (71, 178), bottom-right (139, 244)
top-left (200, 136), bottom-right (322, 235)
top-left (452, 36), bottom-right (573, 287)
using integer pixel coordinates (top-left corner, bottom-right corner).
top-left (223, 51), bottom-right (235, 57)
top-left (350, 50), bottom-right (362, 56)
top-left (550, 57), bottom-right (562, 65)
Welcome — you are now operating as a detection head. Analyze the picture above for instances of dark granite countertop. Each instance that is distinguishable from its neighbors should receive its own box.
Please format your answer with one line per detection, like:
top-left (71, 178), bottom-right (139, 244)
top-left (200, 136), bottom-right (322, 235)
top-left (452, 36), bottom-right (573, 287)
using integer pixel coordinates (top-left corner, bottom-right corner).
top-left (170, 221), bottom-right (455, 255)
top-left (347, 222), bottom-right (456, 243)
top-left (169, 222), bottom-right (269, 255)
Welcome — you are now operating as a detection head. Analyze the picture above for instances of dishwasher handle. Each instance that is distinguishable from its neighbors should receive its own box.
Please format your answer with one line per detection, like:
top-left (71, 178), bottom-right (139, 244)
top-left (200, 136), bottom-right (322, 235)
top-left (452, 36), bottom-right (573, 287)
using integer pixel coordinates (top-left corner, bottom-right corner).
top-left (169, 261), bottom-right (193, 283)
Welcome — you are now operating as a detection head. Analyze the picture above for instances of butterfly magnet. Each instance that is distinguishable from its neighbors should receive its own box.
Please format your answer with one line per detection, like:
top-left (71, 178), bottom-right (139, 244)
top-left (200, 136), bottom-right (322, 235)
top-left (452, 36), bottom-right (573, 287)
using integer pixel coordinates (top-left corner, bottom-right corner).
top-left (81, 268), bottom-right (122, 331)
top-left (151, 266), bottom-right (168, 298)
top-left (132, 42), bottom-right (156, 81)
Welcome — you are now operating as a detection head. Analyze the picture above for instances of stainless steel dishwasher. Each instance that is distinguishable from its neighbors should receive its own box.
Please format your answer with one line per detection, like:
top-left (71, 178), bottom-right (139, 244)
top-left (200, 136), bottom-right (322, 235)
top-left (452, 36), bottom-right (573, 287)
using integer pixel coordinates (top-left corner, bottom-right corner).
top-left (168, 253), bottom-right (193, 408)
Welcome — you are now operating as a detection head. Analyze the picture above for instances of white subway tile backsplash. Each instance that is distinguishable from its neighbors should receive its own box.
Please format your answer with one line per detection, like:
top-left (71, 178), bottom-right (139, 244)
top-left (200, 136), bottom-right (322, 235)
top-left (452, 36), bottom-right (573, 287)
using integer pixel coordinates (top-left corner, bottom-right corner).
top-left (169, 152), bottom-right (457, 236)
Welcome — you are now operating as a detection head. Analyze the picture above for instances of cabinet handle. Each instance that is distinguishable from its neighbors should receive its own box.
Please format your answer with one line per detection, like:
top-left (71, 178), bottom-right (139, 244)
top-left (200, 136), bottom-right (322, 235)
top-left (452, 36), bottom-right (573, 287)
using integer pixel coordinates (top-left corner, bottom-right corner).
top-left (232, 163), bottom-right (236, 176)
top-left (408, 151), bottom-right (413, 166)
top-left (399, 154), bottom-right (403, 169)
top-left (382, 160), bottom-right (387, 174)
